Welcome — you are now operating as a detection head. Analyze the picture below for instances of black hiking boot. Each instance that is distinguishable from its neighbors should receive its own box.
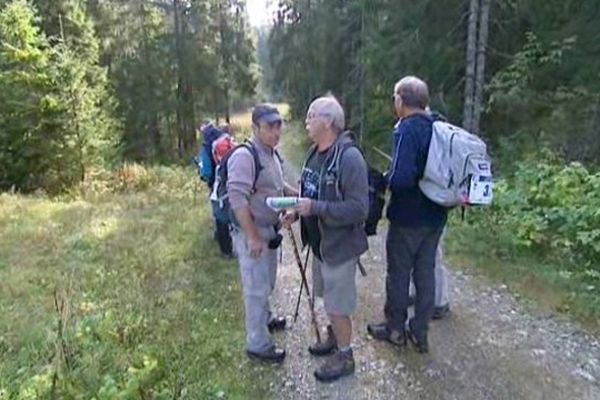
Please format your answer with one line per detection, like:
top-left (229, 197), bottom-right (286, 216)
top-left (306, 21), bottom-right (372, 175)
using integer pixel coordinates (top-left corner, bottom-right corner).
top-left (246, 345), bottom-right (286, 363)
top-left (309, 325), bottom-right (337, 356)
top-left (314, 349), bottom-right (355, 382)
top-left (406, 324), bottom-right (428, 354)
top-left (432, 304), bottom-right (451, 320)
top-left (267, 316), bottom-right (287, 332)
top-left (367, 322), bottom-right (407, 347)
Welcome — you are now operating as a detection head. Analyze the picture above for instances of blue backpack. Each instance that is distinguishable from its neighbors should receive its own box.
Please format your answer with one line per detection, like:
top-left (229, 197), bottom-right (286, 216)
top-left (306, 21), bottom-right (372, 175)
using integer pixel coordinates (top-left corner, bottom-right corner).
top-left (195, 125), bottom-right (223, 188)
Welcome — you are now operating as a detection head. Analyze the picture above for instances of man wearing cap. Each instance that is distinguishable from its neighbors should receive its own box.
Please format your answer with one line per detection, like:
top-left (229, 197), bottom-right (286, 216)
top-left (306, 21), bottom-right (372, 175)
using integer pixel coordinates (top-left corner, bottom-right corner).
top-left (227, 104), bottom-right (297, 362)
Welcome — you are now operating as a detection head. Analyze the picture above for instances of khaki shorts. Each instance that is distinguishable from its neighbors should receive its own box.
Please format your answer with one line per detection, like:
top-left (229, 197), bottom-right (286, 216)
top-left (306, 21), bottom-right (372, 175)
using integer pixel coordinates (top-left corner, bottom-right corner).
top-left (312, 255), bottom-right (358, 316)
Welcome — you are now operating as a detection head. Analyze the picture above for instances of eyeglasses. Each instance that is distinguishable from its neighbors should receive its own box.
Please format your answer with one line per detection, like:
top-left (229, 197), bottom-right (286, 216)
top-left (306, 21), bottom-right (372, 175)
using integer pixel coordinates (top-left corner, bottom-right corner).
top-left (391, 94), bottom-right (398, 103)
top-left (306, 111), bottom-right (330, 120)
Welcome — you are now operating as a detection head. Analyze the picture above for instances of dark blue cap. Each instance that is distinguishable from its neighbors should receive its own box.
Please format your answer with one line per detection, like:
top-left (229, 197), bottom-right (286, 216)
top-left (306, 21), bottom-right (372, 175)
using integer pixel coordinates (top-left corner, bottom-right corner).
top-left (252, 104), bottom-right (282, 125)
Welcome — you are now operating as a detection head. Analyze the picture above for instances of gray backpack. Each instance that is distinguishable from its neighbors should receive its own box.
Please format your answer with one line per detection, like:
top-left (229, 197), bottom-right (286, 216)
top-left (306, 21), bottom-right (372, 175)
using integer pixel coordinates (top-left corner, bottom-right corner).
top-left (419, 121), bottom-right (493, 208)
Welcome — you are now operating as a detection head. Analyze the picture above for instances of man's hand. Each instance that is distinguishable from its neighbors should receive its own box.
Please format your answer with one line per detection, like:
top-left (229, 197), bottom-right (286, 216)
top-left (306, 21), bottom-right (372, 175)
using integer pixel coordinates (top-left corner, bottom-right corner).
top-left (295, 198), bottom-right (314, 217)
top-left (247, 234), bottom-right (266, 258)
top-left (280, 210), bottom-right (298, 229)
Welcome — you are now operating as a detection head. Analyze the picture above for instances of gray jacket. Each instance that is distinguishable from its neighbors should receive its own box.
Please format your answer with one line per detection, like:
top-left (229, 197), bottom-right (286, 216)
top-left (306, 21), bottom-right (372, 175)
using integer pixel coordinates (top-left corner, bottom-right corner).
top-left (300, 132), bottom-right (369, 266)
top-left (227, 137), bottom-right (284, 230)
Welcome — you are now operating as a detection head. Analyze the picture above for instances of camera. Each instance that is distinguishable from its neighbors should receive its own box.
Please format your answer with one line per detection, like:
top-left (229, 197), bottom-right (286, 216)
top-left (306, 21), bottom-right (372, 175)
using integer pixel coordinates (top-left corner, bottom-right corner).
top-left (268, 233), bottom-right (283, 249)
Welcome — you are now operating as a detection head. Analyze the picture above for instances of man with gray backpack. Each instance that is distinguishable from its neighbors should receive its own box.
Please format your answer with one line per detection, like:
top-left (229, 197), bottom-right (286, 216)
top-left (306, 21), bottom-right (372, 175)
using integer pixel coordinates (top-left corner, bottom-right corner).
top-left (368, 76), bottom-right (493, 353)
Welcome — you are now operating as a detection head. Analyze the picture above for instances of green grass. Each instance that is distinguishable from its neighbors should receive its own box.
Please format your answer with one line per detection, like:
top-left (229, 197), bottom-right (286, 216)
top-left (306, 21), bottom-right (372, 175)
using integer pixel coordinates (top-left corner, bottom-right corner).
top-left (0, 165), bottom-right (274, 399)
top-left (445, 217), bottom-right (600, 336)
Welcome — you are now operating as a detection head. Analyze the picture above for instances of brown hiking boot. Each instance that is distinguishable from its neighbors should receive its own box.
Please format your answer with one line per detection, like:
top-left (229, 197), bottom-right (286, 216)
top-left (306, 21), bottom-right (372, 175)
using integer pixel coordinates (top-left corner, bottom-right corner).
top-left (314, 348), bottom-right (355, 382)
top-left (308, 325), bottom-right (337, 356)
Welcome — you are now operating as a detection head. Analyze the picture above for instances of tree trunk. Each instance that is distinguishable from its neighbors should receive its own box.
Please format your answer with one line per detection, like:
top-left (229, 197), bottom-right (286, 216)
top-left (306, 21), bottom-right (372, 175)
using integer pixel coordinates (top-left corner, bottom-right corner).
top-left (473, 0), bottom-right (491, 135)
top-left (358, 1), bottom-right (365, 145)
top-left (218, 2), bottom-right (231, 124)
top-left (173, 0), bottom-right (184, 157)
top-left (141, 0), bottom-right (161, 158)
top-left (463, 0), bottom-right (479, 131)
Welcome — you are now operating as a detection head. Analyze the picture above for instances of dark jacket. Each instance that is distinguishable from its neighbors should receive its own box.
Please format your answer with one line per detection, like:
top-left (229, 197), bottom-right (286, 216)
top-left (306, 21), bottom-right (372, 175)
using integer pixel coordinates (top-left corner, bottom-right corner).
top-left (387, 113), bottom-right (447, 228)
top-left (300, 132), bottom-right (369, 266)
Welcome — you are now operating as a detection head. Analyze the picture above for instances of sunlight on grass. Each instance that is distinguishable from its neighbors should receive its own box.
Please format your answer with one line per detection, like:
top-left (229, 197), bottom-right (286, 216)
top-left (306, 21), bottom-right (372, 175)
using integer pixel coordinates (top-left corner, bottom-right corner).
top-left (0, 165), bottom-right (273, 399)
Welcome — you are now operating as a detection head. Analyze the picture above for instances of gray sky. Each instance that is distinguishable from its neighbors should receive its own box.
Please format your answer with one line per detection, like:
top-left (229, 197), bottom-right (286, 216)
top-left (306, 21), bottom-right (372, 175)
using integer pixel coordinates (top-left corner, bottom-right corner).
top-left (246, 0), bottom-right (275, 27)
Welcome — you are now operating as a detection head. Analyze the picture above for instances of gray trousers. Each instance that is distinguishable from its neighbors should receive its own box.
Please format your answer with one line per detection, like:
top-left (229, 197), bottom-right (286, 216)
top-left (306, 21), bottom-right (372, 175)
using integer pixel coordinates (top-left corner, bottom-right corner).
top-left (409, 230), bottom-right (449, 307)
top-left (232, 226), bottom-right (278, 353)
top-left (385, 225), bottom-right (444, 336)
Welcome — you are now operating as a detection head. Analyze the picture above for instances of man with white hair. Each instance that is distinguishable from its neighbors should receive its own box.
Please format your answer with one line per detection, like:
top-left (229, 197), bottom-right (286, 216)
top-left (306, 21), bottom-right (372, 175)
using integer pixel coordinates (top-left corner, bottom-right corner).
top-left (367, 76), bottom-right (448, 353)
top-left (288, 95), bottom-right (369, 382)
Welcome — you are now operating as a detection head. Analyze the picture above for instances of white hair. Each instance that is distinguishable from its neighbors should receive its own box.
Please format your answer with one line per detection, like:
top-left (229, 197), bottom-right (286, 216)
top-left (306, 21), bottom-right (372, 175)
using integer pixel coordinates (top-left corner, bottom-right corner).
top-left (394, 76), bottom-right (429, 109)
top-left (309, 96), bottom-right (345, 133)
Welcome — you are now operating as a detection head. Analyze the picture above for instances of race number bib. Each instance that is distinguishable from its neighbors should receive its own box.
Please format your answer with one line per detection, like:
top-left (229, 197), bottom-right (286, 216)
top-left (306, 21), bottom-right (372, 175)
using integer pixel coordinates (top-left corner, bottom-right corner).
top-left (468, 174), bottom-right (493, 205)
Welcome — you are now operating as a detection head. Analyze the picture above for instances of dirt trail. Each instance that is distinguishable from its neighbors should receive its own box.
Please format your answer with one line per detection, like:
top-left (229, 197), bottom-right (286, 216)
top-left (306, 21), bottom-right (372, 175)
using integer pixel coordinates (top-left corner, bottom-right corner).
top-left (265, 142), bottom-right (600, 400)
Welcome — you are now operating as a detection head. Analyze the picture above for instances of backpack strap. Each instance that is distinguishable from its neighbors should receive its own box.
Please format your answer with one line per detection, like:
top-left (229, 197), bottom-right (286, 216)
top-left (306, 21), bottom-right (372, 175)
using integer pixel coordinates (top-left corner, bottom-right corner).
top-left (239, 141), bottom-right (263, 192)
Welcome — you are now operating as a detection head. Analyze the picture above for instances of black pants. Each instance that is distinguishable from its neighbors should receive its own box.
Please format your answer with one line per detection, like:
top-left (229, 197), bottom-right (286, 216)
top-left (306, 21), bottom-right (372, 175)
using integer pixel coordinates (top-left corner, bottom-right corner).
top-left (384, 224), bottom-right (444, 337)
top-left (215, 220), bottom-right (232, 256)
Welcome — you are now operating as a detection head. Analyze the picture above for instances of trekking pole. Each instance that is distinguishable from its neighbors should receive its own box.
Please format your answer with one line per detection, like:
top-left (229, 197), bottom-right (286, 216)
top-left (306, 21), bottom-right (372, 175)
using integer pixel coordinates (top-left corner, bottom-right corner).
top-left (372, 146), bottom-right (392, 162)
top-left (287, 228), bottom-right (321, 343)
top-left (357, 259), bottom-right (367, 277)
top-left (293, 247), bottom-right (311, 323)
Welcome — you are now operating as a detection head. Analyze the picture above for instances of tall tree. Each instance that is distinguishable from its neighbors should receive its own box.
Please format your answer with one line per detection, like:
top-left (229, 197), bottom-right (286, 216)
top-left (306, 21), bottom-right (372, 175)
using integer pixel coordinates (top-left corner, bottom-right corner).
top-left (0, 0), bottom-right (118, 192)
top-left (463, 0), bottom-right (479, 132)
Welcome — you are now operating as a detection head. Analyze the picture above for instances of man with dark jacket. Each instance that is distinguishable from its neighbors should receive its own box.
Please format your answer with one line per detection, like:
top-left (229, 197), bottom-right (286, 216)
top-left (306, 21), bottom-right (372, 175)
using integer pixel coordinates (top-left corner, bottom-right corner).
top-left (290, 95), bottom-right (369, 382)
top-left (367, 76), bottom-right (448, 353)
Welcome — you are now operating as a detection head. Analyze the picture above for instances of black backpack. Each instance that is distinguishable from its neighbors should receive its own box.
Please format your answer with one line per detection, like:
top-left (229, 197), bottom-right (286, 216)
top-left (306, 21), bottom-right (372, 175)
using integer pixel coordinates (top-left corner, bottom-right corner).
top-left (213, 140), bottom-right (282, 225)
top-left (365, 165), bottom-right (386, 236)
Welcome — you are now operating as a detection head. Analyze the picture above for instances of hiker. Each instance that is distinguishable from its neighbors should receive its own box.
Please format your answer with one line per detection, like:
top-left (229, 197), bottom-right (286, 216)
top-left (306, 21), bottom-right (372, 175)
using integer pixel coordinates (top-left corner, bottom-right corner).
top-left (287, 95), bottom-right (369, 382)
top-left (209, 127), bottom-right (237, 258)
top-left (227, 104), bottom-right (296, 363)
top-left (218, 122), bottom-right (231, 134)
top-left (407, 108), bottom-right (451, 320)
top-left (367, 76), bottom-right (448, 353)
top-left (409, 231), bottom-right (450, 319)
top-left (198, 122), bottom-right (222, 189)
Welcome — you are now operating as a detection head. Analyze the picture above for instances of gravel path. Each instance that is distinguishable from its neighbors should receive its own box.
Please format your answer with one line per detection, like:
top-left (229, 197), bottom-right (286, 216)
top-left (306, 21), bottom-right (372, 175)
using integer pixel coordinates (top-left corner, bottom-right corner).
top-left (264, 144), bottom-right (600, 400)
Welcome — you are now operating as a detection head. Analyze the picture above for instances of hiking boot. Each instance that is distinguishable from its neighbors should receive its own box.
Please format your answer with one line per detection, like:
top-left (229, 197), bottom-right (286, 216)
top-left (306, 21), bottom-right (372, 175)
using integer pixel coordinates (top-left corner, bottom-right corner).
top-left (267, 316), bottom-right (286, 332)
top-left (314, 349), bottom-right (355, 382)
top-left (309, 325), bottom-right (337, 356)
top-left (246, 345), bottom-right (286, 363)
top-left (432, 304), bottom-right (451, 320)
top-left (367, 322), bottom-right (406, 347)
top-left (407, 325), bottom-right (428, 354)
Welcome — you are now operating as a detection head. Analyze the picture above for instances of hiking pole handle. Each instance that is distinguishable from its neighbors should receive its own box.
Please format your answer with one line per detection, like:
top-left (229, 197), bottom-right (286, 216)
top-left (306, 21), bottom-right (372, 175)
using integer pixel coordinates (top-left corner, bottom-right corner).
top-left (287, 228), bottom-right (321, 343)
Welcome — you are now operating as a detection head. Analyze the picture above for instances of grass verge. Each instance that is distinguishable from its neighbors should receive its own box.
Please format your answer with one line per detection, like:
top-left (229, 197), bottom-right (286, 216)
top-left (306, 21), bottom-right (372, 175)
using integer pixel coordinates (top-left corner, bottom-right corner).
top-left (0, 165), bottom-right (274, 399)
